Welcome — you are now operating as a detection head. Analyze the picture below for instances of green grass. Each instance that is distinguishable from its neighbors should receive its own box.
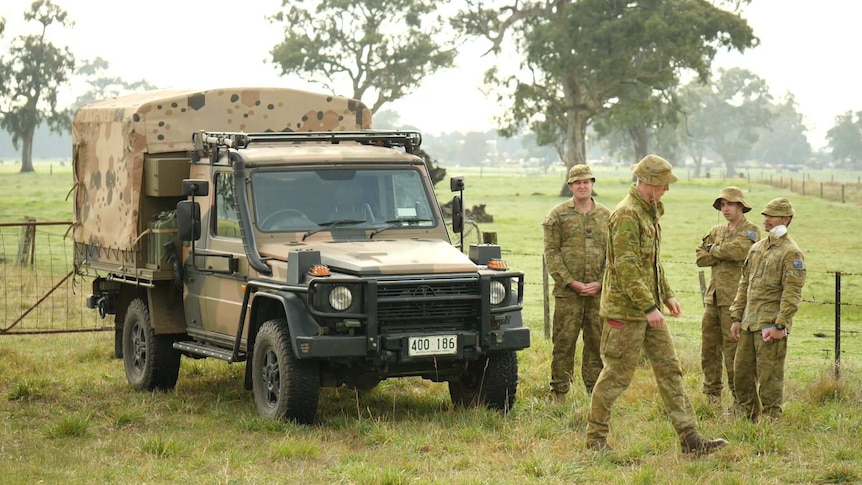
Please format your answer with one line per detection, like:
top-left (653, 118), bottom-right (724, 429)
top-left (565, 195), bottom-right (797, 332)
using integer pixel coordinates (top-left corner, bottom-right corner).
top-left (2, 164), bottom-right (862, 483)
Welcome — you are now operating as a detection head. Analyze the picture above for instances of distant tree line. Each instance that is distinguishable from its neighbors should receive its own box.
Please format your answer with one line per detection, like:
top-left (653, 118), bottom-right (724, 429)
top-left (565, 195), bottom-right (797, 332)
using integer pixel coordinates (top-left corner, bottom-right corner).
top-left (2, 0), bottom-right (862, 178)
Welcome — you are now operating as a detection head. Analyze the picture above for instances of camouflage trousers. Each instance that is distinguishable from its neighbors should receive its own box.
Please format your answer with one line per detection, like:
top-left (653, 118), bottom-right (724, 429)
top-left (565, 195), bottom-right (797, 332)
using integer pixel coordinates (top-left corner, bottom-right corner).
top-left (550, 292), bottom-right (603, 395)
top-left (701, 304), bottom-right (738, 401)
top-left (586, 320), bottom-right (697, 443)
top-left (734, 329), bottom-right (787, 419)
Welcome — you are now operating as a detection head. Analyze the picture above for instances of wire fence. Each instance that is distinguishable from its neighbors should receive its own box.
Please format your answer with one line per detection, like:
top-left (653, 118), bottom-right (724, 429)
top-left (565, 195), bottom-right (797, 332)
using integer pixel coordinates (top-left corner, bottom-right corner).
top-left (4, 220), bottom-right (861, 380)
top-left (505, 249), bottom-right (861, 379)
top-left (756, 176), bottom-right (862, 205)
top-left (0, 221), bottom-right (105, 335)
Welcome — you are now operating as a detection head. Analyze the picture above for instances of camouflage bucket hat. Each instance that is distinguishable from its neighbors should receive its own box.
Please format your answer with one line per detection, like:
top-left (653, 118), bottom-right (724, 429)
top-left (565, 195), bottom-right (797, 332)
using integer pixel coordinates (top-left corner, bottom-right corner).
top-left (632, 154), bottom-right (679, 185)
top-left (712, 186), bottom-right (752, 213)
top-left (567, 164), bottom-right (595, 184)
top-left (761, 197), bottom-right (794, 217)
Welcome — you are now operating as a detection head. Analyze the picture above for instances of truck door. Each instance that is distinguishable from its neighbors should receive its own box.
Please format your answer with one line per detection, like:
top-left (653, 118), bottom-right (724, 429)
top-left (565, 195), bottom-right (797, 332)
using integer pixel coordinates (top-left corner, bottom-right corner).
top-left (191, 171), bottom-right (248, 339)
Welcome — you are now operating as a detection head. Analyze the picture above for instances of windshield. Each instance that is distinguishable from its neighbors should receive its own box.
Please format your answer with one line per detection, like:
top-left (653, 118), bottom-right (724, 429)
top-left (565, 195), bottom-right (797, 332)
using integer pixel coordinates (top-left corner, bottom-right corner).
top-left (251, 167), bottom-right (437, 233)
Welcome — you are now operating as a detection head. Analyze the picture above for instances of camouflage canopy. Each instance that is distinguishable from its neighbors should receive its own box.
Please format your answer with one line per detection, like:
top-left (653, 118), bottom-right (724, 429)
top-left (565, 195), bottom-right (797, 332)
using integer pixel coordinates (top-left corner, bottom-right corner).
top-left (72, 87), bottom-right (372, 258)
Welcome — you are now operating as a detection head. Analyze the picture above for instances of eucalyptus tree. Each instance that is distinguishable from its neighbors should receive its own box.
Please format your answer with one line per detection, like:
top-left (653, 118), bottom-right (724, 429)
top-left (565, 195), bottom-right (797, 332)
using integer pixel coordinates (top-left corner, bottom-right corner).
top-left (0, 0), bottom-right (76, 173)
top-left (455, 0), bottom-right (756, 194)
top-left (269, 0), bottom-right (457, 113)
top-left (681, 67), bottom-right (773, 178)
top-left (750, 93), bottom-right (811, 168)
top-left (71, 57), bottom-right (157, 110)
top-left (826, 111), bottom-right (862, 169)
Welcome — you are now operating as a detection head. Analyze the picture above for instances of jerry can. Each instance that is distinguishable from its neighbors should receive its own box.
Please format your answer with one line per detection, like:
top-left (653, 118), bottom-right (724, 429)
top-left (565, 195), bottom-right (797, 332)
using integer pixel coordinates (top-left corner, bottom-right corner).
top-left (148, 210), bottom-right (177, 269)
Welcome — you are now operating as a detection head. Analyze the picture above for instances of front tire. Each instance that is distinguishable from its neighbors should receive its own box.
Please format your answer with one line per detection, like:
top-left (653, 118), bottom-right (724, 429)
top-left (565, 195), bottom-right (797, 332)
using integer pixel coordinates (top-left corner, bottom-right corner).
top-left (122, 298), bottom-right (181, 391)
top-left (252, 319), bottom-right (320, 424)
top-left (448, 351), bottom-right (519, 413)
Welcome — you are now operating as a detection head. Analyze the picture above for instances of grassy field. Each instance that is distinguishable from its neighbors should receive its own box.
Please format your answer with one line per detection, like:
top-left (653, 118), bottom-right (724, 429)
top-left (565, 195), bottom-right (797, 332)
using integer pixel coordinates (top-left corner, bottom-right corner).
top-left (1, 164), bottom-right (862, 484)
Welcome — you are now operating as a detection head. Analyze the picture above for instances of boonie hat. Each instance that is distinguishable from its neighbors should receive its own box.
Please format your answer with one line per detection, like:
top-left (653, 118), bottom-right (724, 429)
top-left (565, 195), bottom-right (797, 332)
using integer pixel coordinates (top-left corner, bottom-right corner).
top-left (632, 154), bottom-right (678, 185)
top-left (761, 198), bottom-right (794, 217)
top-left (567, 164), bottom-right (595, 184)
top-left (712, 186), bottom-right (752, 213)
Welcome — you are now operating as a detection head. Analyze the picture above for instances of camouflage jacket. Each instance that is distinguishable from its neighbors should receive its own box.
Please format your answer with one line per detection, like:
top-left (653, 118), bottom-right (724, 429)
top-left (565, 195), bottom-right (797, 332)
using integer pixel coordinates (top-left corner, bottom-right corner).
top-left (695, 218), bottom-right (761, 306)
top-left (600, 184), bottom-right (674, 323)
top-left (730, 233), bottom-right (806, 332)
top-left (543, 198), bottom-right (610, 297)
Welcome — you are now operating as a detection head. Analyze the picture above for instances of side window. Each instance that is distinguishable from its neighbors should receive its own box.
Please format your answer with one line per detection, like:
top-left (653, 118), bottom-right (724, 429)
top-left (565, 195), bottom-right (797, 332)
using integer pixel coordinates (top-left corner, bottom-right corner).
top-left (393, 170), bottom-right (433, 220)
top-left (215, 172), bottom-right (241, 238)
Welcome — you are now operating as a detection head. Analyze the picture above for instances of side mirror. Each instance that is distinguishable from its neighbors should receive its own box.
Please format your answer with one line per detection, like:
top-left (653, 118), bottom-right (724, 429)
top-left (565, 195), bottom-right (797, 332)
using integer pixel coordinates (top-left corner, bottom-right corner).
top-left (182, 179), bottom-right (209, 197)
top-left (177, 200), bottom-right (202, 241)
top-left (450, 176), bottom-right (464, 192)
top-left (452, 195), bottom-right (464, 234)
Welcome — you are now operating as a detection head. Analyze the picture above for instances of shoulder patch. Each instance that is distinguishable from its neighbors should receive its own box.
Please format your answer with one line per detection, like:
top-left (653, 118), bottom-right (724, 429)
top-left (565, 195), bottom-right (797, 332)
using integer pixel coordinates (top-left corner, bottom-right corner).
top-left (793, 261), bottom-right (804, 269)
top-left (746, 230), bottom-right (756, 240)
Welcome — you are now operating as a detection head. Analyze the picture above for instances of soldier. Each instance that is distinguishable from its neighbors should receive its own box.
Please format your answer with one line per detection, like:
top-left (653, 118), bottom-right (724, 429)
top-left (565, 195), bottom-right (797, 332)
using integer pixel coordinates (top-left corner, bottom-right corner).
top-left (696, 187), bottom-right (761, 411)
top-left (543, 164), bottom-right (610, 401)
top-left (586, 155), bottom-right (728, 455)
top-left (730, 198), bottom-right (805, 420)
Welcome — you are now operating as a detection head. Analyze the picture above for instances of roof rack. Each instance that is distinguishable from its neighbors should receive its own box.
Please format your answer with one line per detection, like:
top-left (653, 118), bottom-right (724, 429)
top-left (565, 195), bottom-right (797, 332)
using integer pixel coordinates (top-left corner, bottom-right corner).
top-left (193, 130), bottom-right (422, 158)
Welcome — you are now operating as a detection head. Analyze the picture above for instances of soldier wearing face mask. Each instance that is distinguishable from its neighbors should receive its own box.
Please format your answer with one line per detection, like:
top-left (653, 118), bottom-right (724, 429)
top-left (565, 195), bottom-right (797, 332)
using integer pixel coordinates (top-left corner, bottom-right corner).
top-left (730, 198), bottom-right (805, 421)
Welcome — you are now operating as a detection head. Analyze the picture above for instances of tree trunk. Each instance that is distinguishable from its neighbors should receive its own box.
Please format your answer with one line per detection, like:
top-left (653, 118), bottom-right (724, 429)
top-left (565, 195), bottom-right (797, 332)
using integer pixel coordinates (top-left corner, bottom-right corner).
top-left (629, 124), bottom-right (649, 162)
top-left (558, 108), bottom-right (590, 196)
top-left (725, 158), bottom-right (738, 179)
top-left (20, 127), bottom-right (35, 173)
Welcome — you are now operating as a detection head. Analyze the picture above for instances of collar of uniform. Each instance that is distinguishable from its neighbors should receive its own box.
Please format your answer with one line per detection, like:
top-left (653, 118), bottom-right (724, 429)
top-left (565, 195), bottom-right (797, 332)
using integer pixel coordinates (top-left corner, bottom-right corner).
top-left (629, 183), bottom-right (664, 218)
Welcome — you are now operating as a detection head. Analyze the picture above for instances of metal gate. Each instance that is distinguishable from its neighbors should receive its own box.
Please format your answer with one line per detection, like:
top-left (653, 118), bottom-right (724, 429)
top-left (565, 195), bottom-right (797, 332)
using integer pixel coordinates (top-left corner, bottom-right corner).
top-left (0, 221), bottom-right (106, 335)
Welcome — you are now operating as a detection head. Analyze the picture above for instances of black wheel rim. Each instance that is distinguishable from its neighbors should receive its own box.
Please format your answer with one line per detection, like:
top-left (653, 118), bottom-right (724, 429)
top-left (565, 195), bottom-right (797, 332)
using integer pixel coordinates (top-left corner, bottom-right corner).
top-left (261, 348), bottom-right (280, 408)
top-left (131, 322), bottom-right (147, 375)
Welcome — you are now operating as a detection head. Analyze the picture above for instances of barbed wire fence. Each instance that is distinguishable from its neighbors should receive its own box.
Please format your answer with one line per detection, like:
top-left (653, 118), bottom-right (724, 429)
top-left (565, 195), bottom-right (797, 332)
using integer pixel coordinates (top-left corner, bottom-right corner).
top-left (506, 249), bottom-right (860, 380)
top-left (4, 220), bottom-right (861, 381)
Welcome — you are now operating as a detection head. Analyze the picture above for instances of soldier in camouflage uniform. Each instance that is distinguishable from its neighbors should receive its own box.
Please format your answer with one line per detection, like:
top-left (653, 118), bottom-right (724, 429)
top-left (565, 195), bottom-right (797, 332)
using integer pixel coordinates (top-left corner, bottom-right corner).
top-left (696, 187), bottom-right (761, 410)
top-left (543, 164), bottom-right (610, 400)
top-left (586, 155), bottom-right (728, 455)
top-left (730, 198), bottom-right (805, 420)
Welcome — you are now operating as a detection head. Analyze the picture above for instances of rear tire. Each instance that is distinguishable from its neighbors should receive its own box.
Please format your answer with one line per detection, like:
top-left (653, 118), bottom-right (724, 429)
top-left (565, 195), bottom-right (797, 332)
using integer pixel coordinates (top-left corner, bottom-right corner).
top-left (122, 298), bottom-right (181, 391)
top-left (252, 318), bottom-right (320, 424)
top-left (448, 351), bottom-right (518, 413)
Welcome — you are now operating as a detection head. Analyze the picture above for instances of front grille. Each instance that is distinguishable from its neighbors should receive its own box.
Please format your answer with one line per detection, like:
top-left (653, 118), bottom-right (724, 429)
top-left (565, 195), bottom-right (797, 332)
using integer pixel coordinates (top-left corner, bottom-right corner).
top-left (376, 277), bottom-right (480, 332)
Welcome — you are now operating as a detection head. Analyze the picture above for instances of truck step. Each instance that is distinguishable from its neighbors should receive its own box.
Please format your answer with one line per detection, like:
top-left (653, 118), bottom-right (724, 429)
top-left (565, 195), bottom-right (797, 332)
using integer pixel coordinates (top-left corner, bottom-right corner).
top-left (173, 341), bottom-right (245, 362)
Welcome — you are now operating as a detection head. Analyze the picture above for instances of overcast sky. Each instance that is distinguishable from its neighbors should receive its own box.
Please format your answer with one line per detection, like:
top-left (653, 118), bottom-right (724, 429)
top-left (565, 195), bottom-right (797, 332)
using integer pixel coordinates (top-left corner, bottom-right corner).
top-left (1, 0), bottom-right (858, 149)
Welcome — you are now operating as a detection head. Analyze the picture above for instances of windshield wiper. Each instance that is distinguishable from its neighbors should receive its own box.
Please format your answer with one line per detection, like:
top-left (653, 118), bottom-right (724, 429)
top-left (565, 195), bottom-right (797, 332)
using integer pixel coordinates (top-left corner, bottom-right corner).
top-left (302, 219), bottom-right (366, 241)
top-left (369, 218), bottom-right (433, 239)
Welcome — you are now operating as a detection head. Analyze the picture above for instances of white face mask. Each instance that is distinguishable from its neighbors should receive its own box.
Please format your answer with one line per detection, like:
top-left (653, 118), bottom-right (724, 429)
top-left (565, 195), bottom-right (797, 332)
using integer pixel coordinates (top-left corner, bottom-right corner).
top-left (770, 224), bottom-right (787, 238)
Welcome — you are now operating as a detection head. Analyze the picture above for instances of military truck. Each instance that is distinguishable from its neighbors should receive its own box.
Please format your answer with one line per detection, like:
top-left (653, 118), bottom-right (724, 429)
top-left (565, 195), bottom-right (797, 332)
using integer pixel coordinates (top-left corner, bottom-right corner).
top-left (72, 87), bottom-right (530, 423)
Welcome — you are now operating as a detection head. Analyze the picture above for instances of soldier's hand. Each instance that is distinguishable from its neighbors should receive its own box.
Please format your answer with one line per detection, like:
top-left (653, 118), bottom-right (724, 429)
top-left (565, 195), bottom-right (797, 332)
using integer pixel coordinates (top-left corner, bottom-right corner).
top-left (730, 321), bottom-right (741, 342)
top-left (767, 327), bottom-right (788, 341)
top-left (665, 298), bottom-right (681, 317)
top-left (646, 308), bottom-right (665, 328)
top-left (580, 282), bottom-right (602, 296)
top-left (569, 281), bottom-right (586, 293)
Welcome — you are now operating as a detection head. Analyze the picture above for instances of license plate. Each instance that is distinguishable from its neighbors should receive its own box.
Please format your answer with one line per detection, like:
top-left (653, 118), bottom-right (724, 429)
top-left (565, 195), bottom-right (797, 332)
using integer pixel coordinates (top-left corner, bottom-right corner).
top-left (408, 335), bottom-right (457, 356)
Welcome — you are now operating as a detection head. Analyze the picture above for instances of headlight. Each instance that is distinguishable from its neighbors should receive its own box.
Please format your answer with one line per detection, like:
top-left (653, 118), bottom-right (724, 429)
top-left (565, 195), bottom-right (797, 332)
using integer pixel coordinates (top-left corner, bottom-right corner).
top-left (329, 285), bottom-right (353, 311)
top-left (489, 280), bottom-right (507, 305)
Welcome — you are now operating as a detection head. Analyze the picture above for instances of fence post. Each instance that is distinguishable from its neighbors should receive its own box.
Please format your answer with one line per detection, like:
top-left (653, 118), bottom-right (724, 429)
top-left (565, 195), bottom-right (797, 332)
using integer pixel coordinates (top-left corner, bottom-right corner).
top-left (802, 179), bottom-right (805, 196)
top-left (842, 184), bottom-right (845, 203)
top-left (16, 217), bottom-right (36, 265)
top-left (820, 182), bottom-right (823, 199)
top-left (835, 272), bottom-right (841, 379)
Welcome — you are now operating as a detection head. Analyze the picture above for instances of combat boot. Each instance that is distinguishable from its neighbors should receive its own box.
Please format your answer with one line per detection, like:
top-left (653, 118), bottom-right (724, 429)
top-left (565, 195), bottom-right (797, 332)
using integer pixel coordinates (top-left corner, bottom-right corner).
top-left (586, 440), bottom-right (613, 452)
top-left (680, 431), bottom-right (728, 455)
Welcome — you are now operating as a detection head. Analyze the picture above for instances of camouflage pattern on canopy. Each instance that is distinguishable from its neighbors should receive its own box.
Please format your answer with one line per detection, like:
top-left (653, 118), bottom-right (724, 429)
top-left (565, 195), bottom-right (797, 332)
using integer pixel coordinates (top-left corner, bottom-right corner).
top-left (72, 87), bottom-right (371, 259)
